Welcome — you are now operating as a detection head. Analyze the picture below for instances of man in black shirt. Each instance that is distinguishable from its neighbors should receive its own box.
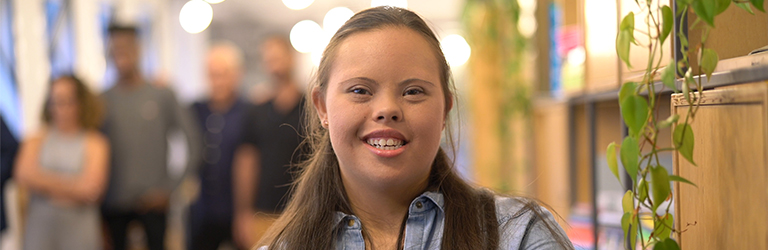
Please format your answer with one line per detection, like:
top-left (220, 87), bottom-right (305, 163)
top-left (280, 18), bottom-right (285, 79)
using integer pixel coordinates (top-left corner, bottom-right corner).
top-left (232, 36), bottom-right (306, 249)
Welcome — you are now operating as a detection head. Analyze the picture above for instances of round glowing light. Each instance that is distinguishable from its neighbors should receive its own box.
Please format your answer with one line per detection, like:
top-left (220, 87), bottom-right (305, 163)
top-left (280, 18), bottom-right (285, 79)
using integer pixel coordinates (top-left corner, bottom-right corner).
top-left (518, 14), bottom-right (537, 38)
top-left (204, 0), bottom-right (225, 4)
top-left (282, 0), bottom-right (314, 10)
top-left (179, 0), bottom-right (213, 34)
top-left (323, 7), bottom-right (354, 35)
top-left (567, 46), bottom-right (586, 66)
top-left (290, 20), bottom-right (324, 53)
top-left (441, 34), bottom-right (471, 67)
top-left (371, 0), bottom-right (407, 8)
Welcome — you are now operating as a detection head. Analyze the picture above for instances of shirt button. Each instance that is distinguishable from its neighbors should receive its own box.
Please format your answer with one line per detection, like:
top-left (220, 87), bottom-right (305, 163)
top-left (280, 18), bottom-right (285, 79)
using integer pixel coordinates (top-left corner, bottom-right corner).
top-left (415, 201), bottom-right (423, 209)
top-left (348, 219), bottom-right (355, 227)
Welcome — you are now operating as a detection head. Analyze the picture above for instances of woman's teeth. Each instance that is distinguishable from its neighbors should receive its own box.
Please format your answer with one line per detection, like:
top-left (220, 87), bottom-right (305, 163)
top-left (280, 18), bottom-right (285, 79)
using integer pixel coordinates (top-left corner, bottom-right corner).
top-left (366, 138), bottom-right (405, 150)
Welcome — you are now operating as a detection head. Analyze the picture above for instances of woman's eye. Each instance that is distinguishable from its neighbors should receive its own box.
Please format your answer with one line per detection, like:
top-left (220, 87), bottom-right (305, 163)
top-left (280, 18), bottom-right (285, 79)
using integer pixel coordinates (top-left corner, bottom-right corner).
top-left (351, 88), bottom-right (371, 95)
top-left (404, 88), bottom-right (424, 96)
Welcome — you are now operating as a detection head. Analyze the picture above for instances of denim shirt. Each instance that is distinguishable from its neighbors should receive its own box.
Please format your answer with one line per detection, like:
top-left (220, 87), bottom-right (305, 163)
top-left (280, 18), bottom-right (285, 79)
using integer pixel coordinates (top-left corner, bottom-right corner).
top-left (333, 191), bottom-right (571, 250)
top-left (258, 191), bottom-right (572, 250)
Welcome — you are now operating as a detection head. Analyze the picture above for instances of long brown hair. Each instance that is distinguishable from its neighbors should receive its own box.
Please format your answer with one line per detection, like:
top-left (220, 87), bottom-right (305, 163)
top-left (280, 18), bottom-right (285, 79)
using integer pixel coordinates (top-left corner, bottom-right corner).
top-left (42, 75), bottom-right (104, 130)
top-left (260, 6), bottom-right (571, 249)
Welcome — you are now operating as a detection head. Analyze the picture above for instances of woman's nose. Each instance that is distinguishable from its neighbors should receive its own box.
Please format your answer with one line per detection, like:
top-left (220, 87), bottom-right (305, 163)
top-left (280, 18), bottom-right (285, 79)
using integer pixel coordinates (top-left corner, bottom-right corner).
top-left (373, 96), bottom-right (403, 122)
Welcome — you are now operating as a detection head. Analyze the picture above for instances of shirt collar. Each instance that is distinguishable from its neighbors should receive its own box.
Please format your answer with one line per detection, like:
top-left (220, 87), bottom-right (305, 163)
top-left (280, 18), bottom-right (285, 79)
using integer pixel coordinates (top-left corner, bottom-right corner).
top-left (333, 191), bottom-right (445, 228)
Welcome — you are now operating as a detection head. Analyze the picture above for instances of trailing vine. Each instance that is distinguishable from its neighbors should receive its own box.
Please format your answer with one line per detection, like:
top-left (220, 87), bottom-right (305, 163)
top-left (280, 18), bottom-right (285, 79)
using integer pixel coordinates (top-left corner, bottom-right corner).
top-left (610, 0), bottom-right (763, 249)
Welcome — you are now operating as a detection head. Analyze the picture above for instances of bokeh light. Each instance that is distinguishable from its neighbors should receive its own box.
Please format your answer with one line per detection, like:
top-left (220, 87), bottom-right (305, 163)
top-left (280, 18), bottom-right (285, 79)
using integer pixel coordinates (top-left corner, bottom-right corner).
top-left (290, 20), bottom-right (323, 53)
top-left (441, 34), bottom-right (471, 67)
top-left (179, 0), bottom-right (213, 34)
top-left (323, 7), bottom-right (354, 36)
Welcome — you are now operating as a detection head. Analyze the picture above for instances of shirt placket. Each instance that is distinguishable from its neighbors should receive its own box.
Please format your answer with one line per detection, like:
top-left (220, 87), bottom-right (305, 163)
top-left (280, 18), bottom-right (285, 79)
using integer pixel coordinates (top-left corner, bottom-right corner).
top-left (404, 198), bottom-right (430, 250)
top-left (340, 216), bottom-right (365, 250)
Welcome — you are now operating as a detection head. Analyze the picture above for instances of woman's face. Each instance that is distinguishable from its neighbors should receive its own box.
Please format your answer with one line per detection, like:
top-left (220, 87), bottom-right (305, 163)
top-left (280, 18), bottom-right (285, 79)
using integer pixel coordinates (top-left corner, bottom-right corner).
top-left (314, 27), bottom-right (451, 191)
top-left (50, 78), bottom-right (80, 128)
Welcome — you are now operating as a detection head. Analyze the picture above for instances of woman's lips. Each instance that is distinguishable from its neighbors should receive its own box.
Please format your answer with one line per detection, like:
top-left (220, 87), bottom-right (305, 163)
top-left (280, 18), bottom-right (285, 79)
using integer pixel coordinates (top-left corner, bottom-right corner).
top-left (363, 140), bottom-right (407, 158)
top-left (361, 129), bottom-right (409, 158)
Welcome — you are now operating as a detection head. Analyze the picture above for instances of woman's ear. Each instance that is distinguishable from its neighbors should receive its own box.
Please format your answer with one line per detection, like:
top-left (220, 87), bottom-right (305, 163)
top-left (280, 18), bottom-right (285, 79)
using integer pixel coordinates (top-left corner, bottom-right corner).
top-left (312, 87), bottom-right (328, 127)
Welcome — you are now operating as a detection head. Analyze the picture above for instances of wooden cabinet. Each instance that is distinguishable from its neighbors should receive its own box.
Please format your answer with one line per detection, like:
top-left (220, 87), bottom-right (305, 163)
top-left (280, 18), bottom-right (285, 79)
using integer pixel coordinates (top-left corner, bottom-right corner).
top-left (672, 82), bottom-right (768, 249)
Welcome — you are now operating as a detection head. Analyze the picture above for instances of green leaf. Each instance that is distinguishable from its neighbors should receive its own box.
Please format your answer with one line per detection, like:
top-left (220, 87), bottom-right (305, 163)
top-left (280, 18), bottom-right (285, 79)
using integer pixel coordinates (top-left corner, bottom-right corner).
top-left (638, 178), bottom-right (649, 203)
top-left (660, 6), bottom-right (674, 44)
top-left (617, 30), bottom-right (633, 68)
top-left (673, 123), bottom-right (696, 166)
top-left (619, 82), bottom-right (639, 102)
top-left (654, 214), bottom-right (674, 241)
top-left (670, 174), bottom-right (698, 187)
top-left (607, 142), bottom-right (621, 182)
top-left (621, 95), bottom-right (649, 138)
top-left (658, 114), bottom-right (680, 129)
top-left (623, 190), bottom-right (634, 214)
top-left (737, 2), bottom-right (756, 14)
top-left (621, 212), bottom-right (632, 237)
top-left (661, 62), bottom-right (678, 92)
top-left (620, 12), bottom-right (635, 32)
top-left (650, 166), bottom-right (671, 212)
top-left (679, 31), bottom-right (689, 48)
top-left (677, 0), bottom-right (693, 9)
top-left (716, 0), bottom-right (730, 15)
top-left (752, 0), bottom-right (765, 12)
top-left (692, 0), bottom-right (716, 27)
top-left (621, 212), bottom-right (638, 249)
top-left (701, 48), bottom-right (719, 80)
top-left (620, 136), bottom-right (640, 184)
top-left (654, 238), bottom-right (681, 250)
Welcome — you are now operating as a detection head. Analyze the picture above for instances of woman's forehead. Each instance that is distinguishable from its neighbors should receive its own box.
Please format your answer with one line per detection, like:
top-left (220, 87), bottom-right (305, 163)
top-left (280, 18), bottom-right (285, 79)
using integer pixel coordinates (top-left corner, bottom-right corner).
top-left (329, 27), bottom-right (441, 84)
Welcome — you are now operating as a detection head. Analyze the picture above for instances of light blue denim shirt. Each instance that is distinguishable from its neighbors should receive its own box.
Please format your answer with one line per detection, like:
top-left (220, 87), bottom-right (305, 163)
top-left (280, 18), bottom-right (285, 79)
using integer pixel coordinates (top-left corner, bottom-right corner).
top-left (257, 191), bottom-right (572, 250)
top-left (332, 191), bottom-right (572, 250)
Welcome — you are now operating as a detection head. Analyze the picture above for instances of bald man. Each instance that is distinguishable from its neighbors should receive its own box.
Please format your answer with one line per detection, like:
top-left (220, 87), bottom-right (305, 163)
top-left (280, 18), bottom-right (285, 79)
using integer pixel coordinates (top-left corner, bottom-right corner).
top-left (187, 41), bottom-right (251, 250)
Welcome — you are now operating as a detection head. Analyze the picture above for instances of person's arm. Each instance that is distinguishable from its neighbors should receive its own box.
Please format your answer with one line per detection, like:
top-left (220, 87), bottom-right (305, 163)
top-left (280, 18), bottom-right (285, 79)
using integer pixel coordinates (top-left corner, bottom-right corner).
top-left (233, 144), bottom-right (261, 249)
top-left (166, 90), bottom-right (203, 191)
top-left (138, 89), bottom-right (202, 211)
top-left (73, 132), bottom-right (110, 203)
top-left (14, 132), bottom-right (109, 204)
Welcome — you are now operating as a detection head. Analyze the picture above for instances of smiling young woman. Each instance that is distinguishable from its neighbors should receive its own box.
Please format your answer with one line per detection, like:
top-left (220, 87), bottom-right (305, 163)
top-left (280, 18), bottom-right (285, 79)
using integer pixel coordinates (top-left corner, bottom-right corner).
top-left (257, 6), bottom-right (574, 250)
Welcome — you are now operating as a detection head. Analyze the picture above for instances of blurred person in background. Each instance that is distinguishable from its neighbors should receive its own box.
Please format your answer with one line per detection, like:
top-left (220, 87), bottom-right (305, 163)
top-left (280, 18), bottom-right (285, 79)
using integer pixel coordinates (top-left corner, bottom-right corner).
top-left (100, 24), bottom-right (201, 250)
top-left (1, 116), bottom-right (19, 233)
top-left (187, 41), bottom-right (250, 250)
top-left (232, 36), bottom-right (306, 249)
top-left (14, 75), bottom-right (109, 250)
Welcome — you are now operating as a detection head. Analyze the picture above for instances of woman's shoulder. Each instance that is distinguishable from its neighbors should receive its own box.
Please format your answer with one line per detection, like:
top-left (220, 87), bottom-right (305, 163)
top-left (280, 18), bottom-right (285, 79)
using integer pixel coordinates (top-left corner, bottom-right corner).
top-left (493, 195), bottom-right (553, 224)
top-left (492, 195), bottom-right (573, 249)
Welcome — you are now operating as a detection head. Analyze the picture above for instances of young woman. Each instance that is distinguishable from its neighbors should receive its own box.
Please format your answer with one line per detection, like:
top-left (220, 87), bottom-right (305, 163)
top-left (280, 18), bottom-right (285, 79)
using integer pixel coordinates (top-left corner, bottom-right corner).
top-left (15, 75), bottom-right (109, 250)
top-left (258, 6), bottom-right (574, 250)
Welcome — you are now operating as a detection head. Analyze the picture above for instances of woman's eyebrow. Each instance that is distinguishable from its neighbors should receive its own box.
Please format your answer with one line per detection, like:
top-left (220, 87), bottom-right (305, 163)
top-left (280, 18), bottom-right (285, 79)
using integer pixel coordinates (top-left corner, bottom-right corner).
top-left (339, 77), bottom-right (378, 86)
top-left (399, 78), bottom-right (436, 87)
top-left (337, 77), bottom-right (436, 87)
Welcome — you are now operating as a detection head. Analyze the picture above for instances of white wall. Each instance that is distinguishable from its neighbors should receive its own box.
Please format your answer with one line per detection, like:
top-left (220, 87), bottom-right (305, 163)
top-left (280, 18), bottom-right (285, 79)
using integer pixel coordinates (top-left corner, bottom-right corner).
top-left (13, 0), bottom-right (49, 137)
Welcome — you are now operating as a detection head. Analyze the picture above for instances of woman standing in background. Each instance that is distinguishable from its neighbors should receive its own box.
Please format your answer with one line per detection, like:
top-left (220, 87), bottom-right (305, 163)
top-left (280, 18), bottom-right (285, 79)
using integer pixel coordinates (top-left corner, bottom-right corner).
top-left (14, 75), bottom-right (109, 250)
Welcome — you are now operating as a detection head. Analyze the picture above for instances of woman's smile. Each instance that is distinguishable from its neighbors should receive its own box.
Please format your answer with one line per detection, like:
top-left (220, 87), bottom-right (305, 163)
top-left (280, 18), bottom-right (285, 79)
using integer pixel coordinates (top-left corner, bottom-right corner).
top-left (362, 128), bottom-right (410, 157)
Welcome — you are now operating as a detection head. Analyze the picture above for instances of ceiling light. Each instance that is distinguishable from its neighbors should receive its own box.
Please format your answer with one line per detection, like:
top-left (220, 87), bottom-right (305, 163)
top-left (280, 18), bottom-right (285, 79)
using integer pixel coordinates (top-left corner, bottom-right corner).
top-left (441, 34), bottom-right (471, 67)
top-left (179, 0), bottom-right (213, 34)
top-left (290, 20), bottom-right (323, 53)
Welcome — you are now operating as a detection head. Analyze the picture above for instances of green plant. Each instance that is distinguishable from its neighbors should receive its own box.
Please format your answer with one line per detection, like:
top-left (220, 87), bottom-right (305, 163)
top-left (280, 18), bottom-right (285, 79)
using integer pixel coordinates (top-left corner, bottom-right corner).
top-left (611, 0), bottom-right (763, 249)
